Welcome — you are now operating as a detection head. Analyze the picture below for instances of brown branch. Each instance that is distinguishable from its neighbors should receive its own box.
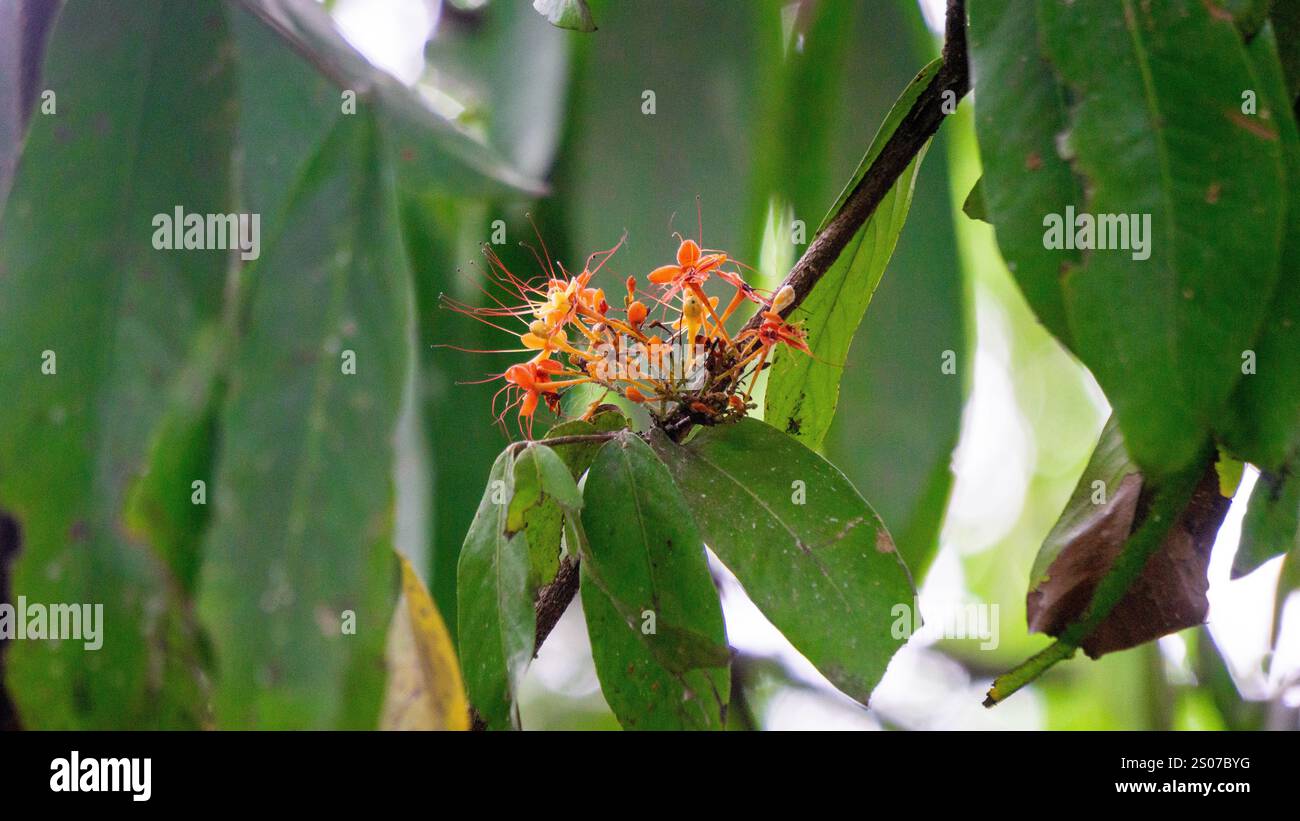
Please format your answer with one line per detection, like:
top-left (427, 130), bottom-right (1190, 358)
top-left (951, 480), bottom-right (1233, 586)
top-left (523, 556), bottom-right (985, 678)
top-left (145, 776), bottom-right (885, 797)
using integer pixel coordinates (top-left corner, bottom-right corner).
top-left (534, 555), bottom-right (580, 650)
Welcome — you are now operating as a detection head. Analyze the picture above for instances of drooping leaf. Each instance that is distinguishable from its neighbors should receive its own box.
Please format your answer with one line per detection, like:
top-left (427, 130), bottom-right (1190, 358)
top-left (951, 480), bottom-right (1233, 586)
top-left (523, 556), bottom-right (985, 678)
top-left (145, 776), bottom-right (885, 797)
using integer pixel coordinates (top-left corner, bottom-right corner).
top-left (456, 452), bottom-right (534, 730)
top-left (763, 59), bottom-right (939, 450)
top-left (381, 554), bottom-right (470, 731)
top-left (1027, 418), bottom-right (1231, 657)
top-left (745, 0), bottom-right (857, 259)
top-left (968, 0), bottom-right (1082, 346)
top-left (1220, 24), bottom-right (1300, 469)
top-left (579, 433), bottom-right (729, 729)
top-left (649, 418), bottom-right (913, 705)
top-left (1235, 468), bottom-right (1300, 578)
top-left (1036, 0), bottom-right (1285, 475)
top-left (197, 84), bottom-right (410, 727)
top-left (0, 0), bottom-right (234, 728)
top-left (532, 0), bottom-right (596, 34)
top-left (400, 194), bottom-right (504, 638)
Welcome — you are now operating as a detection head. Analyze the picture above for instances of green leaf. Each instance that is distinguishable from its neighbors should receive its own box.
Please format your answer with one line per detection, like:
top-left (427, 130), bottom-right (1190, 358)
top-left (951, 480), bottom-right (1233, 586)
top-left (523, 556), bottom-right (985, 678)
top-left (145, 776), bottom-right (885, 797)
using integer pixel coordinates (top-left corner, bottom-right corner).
top-left (763, 59), bottom-right (939, 449)
top-left (579, 434), bottom-right (729, 729)
top-left (508, 443), bottom-right (582, 589)
top-left (543, 409), bottom-right (630, 478)
top-left (649, 418), bottom-right (914, 705)
top-left (532, 0), bottom-right (596, 33)
top-left (123, 326), bottom-right (225, 595)
top-left (968, 0), bottom-right (1083, 346)
top-left (1273, 548), bottom-right (1300, 651)
top-left (0, 0), bottom-right (234, 728)
top-left (456, 452), bottom-right (534, 730)
top-left (1219, 24), bottom-right (1300, 469)
top-left (1036, 0), bottom-right (1286, 475)
top-left (197, 95), bottom-right (409, 727)
top-left (1235, 468), bottom-right (1300, 579)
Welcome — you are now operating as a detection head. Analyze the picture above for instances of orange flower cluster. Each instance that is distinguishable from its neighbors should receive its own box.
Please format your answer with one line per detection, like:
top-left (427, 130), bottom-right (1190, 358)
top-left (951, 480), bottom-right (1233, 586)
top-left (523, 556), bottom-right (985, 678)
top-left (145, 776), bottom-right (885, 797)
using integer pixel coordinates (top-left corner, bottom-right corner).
top-left (444, 230), bottom-right (810, 437)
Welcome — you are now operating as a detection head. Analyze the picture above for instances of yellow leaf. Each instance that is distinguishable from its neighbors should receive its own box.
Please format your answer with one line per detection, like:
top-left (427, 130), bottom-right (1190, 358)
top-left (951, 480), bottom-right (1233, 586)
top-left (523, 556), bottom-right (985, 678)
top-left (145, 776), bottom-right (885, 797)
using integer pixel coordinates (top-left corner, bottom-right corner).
top-left (380, 554), bottom-right (471, 730)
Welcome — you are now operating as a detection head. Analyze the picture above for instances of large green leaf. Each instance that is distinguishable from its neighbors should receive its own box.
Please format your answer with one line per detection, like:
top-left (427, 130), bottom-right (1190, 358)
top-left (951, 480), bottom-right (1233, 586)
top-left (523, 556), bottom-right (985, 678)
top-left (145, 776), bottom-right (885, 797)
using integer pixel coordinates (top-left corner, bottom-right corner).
top-left (197, 89), bottom-right (410, 727)
top-left (455, 452), bottom-right (534, 730)
top-left (1037, 0), bottom-right (1286, 475)
top-left (0, 0), bottom-right (233, 728)
top-left (763, 59), bottom-right (938, 450)
top-left (968, 0), bottom-right (1083, 346)
top-left (1219, 25), bottom-right (1300, 469)
top-left (579, 434), bottom-right (729, 729)
top-left (649, 419), bottom-right (913, 705)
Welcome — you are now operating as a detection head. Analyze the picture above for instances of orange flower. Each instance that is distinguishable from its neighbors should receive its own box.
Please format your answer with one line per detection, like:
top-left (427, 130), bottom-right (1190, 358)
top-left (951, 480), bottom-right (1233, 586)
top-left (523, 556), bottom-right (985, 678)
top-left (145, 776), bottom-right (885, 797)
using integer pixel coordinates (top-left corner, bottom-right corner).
top-left (647, 239), bottom-right (726, 296)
